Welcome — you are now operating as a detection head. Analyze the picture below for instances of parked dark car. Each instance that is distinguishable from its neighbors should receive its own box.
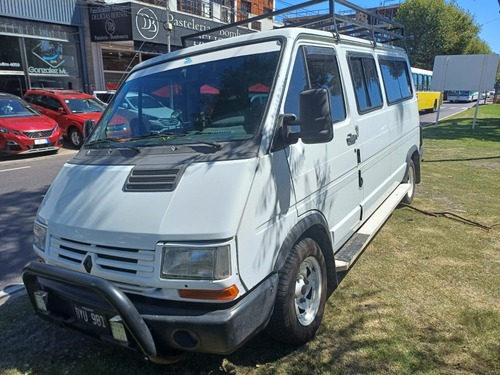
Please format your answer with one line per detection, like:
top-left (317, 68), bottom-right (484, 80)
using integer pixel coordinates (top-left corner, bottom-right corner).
top-left (0, 93), bottom-right (62, 156)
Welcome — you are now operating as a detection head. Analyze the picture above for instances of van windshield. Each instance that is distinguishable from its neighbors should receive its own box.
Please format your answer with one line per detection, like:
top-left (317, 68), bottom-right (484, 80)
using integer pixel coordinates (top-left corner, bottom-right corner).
top-left (87, 41), bottom-right (281, 149)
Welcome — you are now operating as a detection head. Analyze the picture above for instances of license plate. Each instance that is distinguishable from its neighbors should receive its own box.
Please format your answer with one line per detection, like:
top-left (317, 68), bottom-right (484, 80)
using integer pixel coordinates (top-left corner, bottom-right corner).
top-left (34, 139), bottom-right (49, 145)
top-left (73, 304), bottom-right (108, 330)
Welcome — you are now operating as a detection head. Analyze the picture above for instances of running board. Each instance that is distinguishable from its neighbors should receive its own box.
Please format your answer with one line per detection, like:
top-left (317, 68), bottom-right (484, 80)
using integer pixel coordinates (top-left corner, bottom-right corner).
top-left (335, 183), bottom-right (411, 272)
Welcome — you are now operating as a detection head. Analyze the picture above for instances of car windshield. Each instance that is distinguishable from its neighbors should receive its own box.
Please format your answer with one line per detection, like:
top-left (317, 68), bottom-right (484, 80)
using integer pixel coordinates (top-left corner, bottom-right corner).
top-left (65, 98), bottom-right (105, 114)
top-left (87, 40), bottom-right (281, 149)
top-left (0, 98), bottom-right (40, 117)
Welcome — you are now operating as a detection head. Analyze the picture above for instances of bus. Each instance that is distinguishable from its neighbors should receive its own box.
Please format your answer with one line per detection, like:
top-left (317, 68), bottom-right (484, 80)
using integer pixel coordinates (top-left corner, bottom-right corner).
top-left (411, 67), bottom-right (441, 113)
top-left (447, 90), bottom-right (479, 103)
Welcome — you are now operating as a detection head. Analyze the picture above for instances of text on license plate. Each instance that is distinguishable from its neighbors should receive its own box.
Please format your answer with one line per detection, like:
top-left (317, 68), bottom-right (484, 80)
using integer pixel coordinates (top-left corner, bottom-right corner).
top-left (34, 139), bottom-right (49, 145)
top-left (74, 305), bottom-right (107, 328)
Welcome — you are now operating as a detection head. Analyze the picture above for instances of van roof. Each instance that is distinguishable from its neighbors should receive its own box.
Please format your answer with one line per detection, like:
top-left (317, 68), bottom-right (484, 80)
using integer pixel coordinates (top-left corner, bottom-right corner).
top-left (133, 27), bottom-right (406, 75)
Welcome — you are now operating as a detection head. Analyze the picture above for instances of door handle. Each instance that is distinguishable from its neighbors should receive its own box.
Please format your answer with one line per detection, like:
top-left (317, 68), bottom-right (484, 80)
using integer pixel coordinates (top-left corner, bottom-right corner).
top-left (346, 133), bottom-right (358, 146)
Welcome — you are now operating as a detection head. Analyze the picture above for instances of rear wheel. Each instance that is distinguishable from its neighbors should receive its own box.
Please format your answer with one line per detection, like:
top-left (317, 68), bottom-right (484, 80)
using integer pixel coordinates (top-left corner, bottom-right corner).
top-left (68, 127), bottom-right (83, 149)
top-left (402, 159), bottom-right (416, 204)
top-left (266, 237), bottom-right (327, 345)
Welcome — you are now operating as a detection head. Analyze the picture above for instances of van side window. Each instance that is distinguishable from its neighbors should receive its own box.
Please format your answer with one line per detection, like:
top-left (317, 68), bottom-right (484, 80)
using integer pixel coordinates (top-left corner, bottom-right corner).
top-left (379, 58), bottom-right (413, 104)
top-left (348, 55), bottom-right (383, 113)
top-left (284, 46), bottom-right (346, 123)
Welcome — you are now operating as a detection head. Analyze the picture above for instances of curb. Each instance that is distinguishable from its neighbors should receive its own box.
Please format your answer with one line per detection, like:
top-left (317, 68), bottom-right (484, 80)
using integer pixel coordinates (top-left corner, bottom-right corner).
top-left (0, 284), bottom-right (25, 300)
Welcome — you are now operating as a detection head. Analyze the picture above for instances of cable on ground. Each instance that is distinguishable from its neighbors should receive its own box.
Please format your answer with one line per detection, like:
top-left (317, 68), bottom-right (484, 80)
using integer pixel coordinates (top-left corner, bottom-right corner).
top-left (400, 203), bottom-right (500, 231)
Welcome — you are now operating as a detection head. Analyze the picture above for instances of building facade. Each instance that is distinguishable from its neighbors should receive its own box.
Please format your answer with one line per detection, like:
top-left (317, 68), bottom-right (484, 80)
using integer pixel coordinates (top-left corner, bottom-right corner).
top-left (0, 0), bottom-right (274, 96)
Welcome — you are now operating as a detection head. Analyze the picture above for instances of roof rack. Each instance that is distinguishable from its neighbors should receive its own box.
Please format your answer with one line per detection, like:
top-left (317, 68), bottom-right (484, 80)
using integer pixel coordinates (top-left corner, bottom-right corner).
top-left (182, 0), bottom-right (404, 47)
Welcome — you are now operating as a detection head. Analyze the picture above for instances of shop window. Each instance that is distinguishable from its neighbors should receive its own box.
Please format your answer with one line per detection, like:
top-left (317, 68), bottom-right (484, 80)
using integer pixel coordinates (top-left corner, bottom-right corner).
top-left (24, 38), bottom-right (82, 91)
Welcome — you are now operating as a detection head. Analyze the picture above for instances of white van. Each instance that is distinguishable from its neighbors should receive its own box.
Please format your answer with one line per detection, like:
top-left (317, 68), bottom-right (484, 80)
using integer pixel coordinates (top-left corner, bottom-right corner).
top-left (23, 11), bottom-right (421, 364)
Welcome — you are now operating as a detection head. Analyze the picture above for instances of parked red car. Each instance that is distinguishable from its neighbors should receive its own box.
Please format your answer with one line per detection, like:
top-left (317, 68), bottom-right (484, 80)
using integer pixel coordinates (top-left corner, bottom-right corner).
top-left (24, 89), bottom-right (105, 148)
top-left (0, 93), bottom-right (62, 156)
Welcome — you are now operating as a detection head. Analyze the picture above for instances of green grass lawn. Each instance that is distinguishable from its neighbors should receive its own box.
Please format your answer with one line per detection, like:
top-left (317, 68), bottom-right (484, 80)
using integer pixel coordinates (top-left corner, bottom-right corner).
top-left (1, 105), bottom-right (499, 375)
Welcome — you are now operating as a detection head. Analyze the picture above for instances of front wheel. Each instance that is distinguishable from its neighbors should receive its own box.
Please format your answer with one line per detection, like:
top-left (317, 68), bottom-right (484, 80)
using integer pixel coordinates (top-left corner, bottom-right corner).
top-left (266, 237), bottom-right (327, 345)
top-left (68, 127), bottom-right (83, 149)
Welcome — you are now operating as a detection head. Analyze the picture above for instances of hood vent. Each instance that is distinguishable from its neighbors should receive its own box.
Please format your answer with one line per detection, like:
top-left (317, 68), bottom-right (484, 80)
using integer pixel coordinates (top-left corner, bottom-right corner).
top-left (124, 167), bottom-right (183, 192)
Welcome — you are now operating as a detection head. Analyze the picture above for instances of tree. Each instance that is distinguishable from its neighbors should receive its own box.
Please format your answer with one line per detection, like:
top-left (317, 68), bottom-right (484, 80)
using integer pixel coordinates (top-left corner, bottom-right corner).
top-left (466, 37), bottom-right (492, 55)
top-left (394, 0), bottom-right (491, 70)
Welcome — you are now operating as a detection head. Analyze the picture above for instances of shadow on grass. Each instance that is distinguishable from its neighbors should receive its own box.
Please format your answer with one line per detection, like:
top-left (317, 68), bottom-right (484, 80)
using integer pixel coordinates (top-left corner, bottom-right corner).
top-left (0, 285), bottom-right (495, 374)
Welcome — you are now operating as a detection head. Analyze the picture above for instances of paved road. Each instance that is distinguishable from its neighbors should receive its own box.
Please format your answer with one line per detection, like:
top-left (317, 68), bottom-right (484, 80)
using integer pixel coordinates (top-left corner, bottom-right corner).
top-left (0, 146), bottom-right (77, 296)
top-left (0, 100), bottom-right (478, 297)
top-left (419, 101), bottom-right (477, 127)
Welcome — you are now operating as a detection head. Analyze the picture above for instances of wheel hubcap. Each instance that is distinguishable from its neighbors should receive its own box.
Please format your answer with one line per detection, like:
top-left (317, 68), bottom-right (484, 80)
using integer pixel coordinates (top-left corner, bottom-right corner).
top-left (407, 164), bottom-right (415, 199)
top-left (294, 256), bottom-right (322, 326)
top-left (71, 131), bottom-right (81, 146)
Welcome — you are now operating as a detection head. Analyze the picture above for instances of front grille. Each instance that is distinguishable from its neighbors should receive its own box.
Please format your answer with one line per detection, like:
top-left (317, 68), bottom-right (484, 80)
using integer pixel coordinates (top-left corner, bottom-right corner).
top-left (124, 167), bottom-right (181, 192)
top-left (51, 236), bottom-right (155, 280)
top-left (22, 129), bottom-right (53, 138)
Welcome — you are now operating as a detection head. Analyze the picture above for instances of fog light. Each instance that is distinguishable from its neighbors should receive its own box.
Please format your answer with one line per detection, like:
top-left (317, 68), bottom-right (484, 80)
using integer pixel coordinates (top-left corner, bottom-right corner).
top-left (110, 315), bottom-right (128, 343)
top-left (34, 290), bottom-right (48, 312)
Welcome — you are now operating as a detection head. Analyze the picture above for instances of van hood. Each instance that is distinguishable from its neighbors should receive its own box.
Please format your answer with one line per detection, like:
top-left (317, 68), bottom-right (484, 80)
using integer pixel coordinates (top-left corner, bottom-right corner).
top-left (38, 158), bottom-right (257, 250)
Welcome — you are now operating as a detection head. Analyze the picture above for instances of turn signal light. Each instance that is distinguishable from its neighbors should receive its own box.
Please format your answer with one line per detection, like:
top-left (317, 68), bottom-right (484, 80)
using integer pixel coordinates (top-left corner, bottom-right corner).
top-left (178, 285), bottom-right (239, 300)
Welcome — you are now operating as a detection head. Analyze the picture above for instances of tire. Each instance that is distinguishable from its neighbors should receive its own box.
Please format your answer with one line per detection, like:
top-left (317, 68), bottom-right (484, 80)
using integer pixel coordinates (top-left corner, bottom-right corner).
top-left (266, 237), bottom-right (327, 345)
top-left (401, 159), bottom-right (416, 204)
top-left (68, 127), bottom-right (83, 149)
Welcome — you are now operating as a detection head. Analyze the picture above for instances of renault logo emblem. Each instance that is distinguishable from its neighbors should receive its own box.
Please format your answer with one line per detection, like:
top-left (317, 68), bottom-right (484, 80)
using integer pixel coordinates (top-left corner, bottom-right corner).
top-left (83, 254), bottom-right (93, 273)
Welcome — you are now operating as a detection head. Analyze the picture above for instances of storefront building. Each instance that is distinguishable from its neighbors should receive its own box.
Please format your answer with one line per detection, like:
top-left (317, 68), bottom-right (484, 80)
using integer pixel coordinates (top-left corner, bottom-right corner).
top-left (87, 1), bottom-right (257, 91)
top-left (0, 0), bottom-right (272, 96)
top-left (0, 0), bottom-right (87, 96)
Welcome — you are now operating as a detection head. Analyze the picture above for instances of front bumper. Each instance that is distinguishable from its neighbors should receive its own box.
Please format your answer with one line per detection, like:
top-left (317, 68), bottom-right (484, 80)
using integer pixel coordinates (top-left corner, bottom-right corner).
top-left (1, 135), bottom-right (63, 154)
top-left (22, 261), bottom-right (277, 364)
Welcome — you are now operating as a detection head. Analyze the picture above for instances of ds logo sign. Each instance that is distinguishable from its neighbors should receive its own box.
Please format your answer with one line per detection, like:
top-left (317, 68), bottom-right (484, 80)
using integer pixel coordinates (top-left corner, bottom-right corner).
top-left (136, 8), bottom-right (159, 40)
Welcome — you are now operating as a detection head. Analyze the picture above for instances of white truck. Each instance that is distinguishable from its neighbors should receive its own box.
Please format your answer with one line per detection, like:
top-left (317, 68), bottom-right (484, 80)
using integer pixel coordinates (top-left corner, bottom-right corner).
top-left (23, 1), bottom-right (421, 364)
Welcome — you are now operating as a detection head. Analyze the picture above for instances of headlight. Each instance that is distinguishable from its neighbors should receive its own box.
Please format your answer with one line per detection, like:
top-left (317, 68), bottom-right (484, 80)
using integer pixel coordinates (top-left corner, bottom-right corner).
top-left (33, 221), bottom-right (47, 252)
top-left (0, 126), bottom-right (20, 135)
top-left (161, 244), bottom-right (230, 280)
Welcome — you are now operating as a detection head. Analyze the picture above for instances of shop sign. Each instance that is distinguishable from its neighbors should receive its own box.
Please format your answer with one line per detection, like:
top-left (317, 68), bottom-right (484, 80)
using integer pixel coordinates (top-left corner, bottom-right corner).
top-left (25, 39), bottom-right (79, 76)
top-left (89, 4), bottom-right (133, 42)
top-left (131, 3), bottom-right (253, 48)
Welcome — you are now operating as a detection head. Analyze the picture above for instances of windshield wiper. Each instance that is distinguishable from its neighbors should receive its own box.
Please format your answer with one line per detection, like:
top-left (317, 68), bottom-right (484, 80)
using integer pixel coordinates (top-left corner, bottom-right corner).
top-left (185, 141), bottom-right (223, 150)
top-left (128, 132), bottom-right (222, 151)
top-left (85, 138), bottom-right (141, 154)
top-left (128, 132), bottom-right (187, 141)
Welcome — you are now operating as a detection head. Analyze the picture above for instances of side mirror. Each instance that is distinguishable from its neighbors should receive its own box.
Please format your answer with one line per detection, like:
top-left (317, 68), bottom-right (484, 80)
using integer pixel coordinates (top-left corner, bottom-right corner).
top-left (57, 107), bottom-right (66, 114)
top-left (299, 88), bottom-right (333, 144)
top-left (284, 88), bottom-right (333, 144)
top-left (83, 118), bottom-right (96, 139)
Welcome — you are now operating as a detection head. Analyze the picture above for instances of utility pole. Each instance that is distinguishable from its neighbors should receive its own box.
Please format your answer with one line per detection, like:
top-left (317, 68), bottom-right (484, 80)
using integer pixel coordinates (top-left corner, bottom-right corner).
top-left (165, 0), bottom-right (172, 53)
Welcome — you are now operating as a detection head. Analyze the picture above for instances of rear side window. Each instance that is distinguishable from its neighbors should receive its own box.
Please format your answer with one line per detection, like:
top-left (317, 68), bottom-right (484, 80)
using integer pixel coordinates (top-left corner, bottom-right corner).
top-left (379, 58), bottom-right (413, 104)
top-left (348, 55), bottom-right (383, 113)
top-left (39, 95), bottom-right (62, 112)
top-left (284, 46), bottom-right (346, 123)
top-left (24, 94), bottom-right (38, 104)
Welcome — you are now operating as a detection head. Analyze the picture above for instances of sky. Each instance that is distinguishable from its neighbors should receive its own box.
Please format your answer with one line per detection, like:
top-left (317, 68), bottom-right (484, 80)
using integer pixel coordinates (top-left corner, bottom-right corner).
top-left (275, 0), bottom-right (500, 55)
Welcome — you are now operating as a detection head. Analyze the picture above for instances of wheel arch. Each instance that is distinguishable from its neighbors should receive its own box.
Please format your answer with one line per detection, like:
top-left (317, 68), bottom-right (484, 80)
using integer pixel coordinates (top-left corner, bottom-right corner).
top-left (273, 212), bottom-right (338, 296)
top-left (404, 145), bottom-right (421, 184)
